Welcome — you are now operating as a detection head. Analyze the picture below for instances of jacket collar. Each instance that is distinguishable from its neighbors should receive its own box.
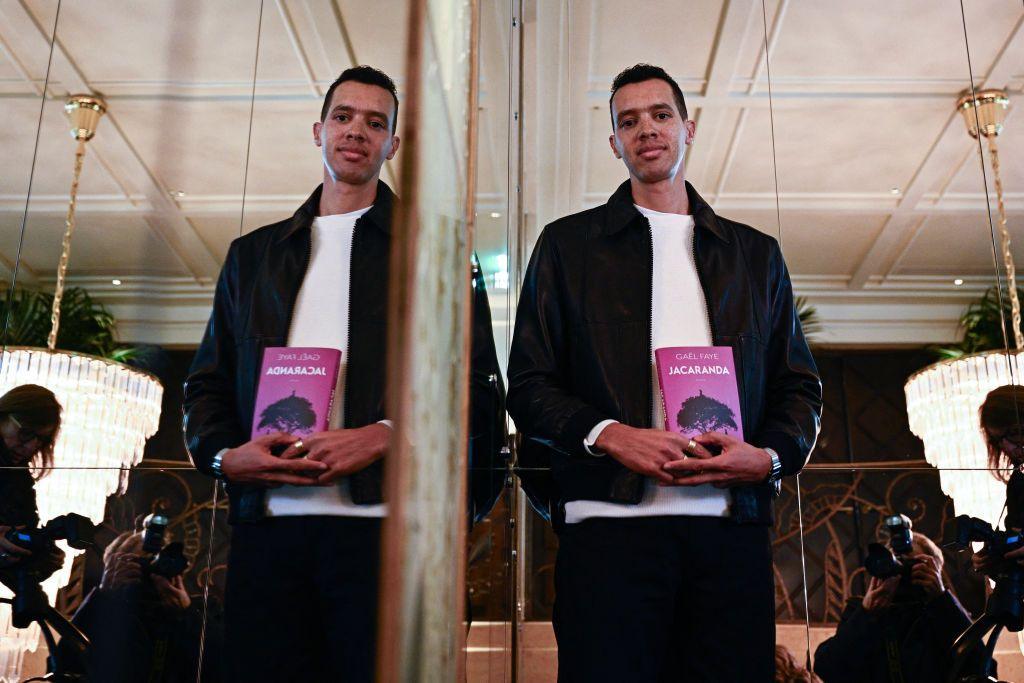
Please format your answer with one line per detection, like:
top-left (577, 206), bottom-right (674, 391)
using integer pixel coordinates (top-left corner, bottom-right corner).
top-left (278, 180), bottom-right (396, 243)
top-left (603, 179), bottom-right (730, 243)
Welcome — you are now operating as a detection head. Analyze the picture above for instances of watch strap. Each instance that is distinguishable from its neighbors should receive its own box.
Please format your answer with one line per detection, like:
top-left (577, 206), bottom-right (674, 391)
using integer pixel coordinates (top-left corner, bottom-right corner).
top-left (763, 447), bottom-right (782, 483)
top-left (211, 448), bottom-right (228, 480)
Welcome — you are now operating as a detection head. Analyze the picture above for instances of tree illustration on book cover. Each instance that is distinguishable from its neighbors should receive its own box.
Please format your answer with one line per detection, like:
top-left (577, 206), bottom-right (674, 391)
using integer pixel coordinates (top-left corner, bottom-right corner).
top-left (676, 389), bottom-right (738, 436)
top-left (256, 390), bottom-right (318, 435)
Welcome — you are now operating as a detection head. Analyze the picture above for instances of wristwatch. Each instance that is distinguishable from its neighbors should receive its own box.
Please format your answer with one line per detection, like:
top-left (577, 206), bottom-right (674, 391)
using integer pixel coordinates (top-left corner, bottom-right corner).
top-left (211, 449), bottom-right (227, 480)
top-left (764, 447), bottom-right (782, 494)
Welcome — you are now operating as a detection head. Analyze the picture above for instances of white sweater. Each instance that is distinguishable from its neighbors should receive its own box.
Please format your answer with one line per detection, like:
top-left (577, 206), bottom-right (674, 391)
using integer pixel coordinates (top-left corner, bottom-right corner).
top-left (265, 207), bottom-right (387, 518)
top-left (563, 205), bottom-right (731, 523)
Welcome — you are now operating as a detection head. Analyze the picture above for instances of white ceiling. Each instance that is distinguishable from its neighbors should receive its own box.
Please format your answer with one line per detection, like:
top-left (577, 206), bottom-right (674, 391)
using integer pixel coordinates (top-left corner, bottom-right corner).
top-left (522, 0), bottom-right (1024, 345)
top-left (0, 0), bottom-right (1022, 348)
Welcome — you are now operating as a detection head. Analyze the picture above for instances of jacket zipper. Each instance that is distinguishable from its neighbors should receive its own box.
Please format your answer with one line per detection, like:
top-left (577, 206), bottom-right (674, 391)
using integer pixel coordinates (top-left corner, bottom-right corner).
top-left (342, 218), bottom-right (359, 429)
top-left (282, 225), bottom-right (313, 363)
top-left (647, 221), bottom-right (654, 430)
top-left (692, 228), bottom-right (716, 342)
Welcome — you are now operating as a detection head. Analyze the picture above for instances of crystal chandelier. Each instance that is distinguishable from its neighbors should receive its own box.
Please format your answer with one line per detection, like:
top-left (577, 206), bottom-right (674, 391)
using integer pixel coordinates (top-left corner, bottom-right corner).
top-left (905, 89), bottom-right (1014, 526)
top-left (0, 95), bottom-right (163, 682)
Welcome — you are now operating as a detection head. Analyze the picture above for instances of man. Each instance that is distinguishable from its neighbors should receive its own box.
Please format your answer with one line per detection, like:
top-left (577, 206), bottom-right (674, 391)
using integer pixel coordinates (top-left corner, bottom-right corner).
top-left (507, 63), bottom-right (821, 682)
top-left (184, 65), bottom-right (503, 682)
top-left (814, 532), bottom-right (972, 683)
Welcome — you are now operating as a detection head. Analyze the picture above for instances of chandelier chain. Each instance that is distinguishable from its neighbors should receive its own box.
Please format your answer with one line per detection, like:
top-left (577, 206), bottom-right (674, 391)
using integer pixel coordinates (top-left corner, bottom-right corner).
top-left (988, 137), bottom-right (1022, 350)
top-left (48, 139), bottom-right (86, 351)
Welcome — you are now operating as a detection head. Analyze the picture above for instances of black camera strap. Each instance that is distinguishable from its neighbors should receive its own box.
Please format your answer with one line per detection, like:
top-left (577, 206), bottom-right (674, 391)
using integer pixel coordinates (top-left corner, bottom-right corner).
top-left (147, 633), bottom-right (170, 683)
top-left (883, 621), bottom-right (906, 683)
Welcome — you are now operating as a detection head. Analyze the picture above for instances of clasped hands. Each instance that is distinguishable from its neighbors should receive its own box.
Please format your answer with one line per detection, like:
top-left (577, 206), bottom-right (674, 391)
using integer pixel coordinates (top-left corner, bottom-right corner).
top-left (221, 424), bottom-right (391, 486)
top-left (862, 553), bottom-right (945, 613)
top-left (101, 550), bottom-right (192, 613)
top-left (592, 423), bottom-right (772, 487)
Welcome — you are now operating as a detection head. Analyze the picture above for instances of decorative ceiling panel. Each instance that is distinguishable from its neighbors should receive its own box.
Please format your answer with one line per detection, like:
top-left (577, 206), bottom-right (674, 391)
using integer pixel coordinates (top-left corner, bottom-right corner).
top-left (17, 213), bottom-right (192, 277)
top-left (590, 0), bottom-right (723, 85)
top-left (891, 213), bottom-right (1024, 277)
top-left (0, 0), bottom-right (1021, 345)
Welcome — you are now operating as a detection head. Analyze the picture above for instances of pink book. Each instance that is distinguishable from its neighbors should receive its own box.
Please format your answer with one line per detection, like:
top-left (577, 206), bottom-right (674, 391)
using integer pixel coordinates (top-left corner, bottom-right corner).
top-left (251, 347), bottom-right (342, 439)
top-left (654, 346), bottom-right (744, 440)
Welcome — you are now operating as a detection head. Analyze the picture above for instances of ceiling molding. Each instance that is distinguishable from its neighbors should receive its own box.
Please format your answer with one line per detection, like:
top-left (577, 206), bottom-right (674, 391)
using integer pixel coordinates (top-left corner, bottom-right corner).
top-left (0, 0), bottom-right (223, 284)
top-left (275, 0), bottom-right (323, 98)
top-left (747, 0), bottom-right (788, 96)
top-left (688, 0), bottom-right (761, 196)
top-left (567, 0), bottom-right (593, 217)
top-left (847, 14), bottom-right (1024, 289)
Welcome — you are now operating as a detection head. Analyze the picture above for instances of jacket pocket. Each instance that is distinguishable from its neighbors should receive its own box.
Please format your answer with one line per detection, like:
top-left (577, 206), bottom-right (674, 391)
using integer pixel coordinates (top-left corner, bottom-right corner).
top-left (717, 333), bottom-right (767, 437)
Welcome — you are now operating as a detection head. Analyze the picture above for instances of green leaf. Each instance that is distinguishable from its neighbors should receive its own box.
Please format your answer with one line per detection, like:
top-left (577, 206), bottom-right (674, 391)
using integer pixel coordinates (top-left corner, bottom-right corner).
top-left (932, 285), bottom-right (1024, 359)
top-left (0, 286), bottom-right (139, 361)
top-left (796, 296), bottom-right (822, 344)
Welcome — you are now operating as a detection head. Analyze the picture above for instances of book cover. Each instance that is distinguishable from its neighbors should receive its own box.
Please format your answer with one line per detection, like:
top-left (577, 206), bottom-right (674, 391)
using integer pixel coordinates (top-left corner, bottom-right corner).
top-left (654, 346), bottom-right (744, 441)
top-left (251, 347), bottom-right (342, 440)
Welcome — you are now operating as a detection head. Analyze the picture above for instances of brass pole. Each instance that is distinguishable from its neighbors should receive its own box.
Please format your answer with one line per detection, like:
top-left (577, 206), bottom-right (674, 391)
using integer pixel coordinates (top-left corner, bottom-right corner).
top-left (987, 136), bottom-right (1023, 350)
top-left (377, 0), bottom-right (477, 679)
top-left (456, 0), bottom-right (482, 680)
top-left (48, 139), bottom-right (87, 350)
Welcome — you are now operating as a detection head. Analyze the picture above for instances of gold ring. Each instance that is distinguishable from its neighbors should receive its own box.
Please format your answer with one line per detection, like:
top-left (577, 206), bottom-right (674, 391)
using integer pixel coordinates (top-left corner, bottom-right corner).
top-left (292, 439), bottom-right (304, 452)
top-left (687, 439), bottom-right (698, 454)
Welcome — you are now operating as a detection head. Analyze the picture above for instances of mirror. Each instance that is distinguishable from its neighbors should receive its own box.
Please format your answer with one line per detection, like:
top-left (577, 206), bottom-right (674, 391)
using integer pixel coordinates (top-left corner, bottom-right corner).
top-left (766, 5), bottom-right (1024, 680)
top-left (1, 0), bottom-right (1019, 680)
top-left (511, 0), bottom-right (791, 678)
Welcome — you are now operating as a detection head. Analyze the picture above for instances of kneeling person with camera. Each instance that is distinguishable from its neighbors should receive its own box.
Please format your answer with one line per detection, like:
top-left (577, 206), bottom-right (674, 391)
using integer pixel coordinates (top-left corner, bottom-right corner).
top-left (59, 527), bottom-right (213, 683)
top-left (814, 522), bottom-right (970, 683)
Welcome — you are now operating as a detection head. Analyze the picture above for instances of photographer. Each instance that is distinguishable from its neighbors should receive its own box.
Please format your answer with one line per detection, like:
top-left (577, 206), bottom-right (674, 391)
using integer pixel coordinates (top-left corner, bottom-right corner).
top-left (59, 530), bottom-right (222, 682)
top-left (813, 531), bottom-right (971, 683)
top-left (971, 385), bottom-right (1024, 575)
top-left (0, 384), bottom-right (63, 582)
top-left (980, 385), bottom-right (1024, 530)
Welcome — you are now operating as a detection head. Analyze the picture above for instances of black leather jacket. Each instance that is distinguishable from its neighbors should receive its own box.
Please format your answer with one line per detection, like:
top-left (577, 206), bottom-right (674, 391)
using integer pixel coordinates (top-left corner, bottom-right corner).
top-left (184, 182), bottom-right (505, 524)
top-left (813, 592), bottom-right (973, 683)
top-left (507, 180), bottom-right (821, 526)
top-left (0, 459), bottom-right (38, 528)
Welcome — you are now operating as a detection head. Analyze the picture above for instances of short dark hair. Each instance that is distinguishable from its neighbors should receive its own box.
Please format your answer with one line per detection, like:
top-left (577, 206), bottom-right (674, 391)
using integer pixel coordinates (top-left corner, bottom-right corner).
top-left (320, 65), bottom-right (399, 133)
top-left (609, 63), bottom-right (688, 127)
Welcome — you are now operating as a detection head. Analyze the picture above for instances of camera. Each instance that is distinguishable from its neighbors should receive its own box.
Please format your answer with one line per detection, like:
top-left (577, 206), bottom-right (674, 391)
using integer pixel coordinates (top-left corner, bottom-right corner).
top-left (5, 512), bottom-right (95, 557)
top-left (3, 513), bottom-right (95, 629)
top-left (948, 514), bottom-right (1024, 631)
top-left (946, 515), bottom-right (1024, 682)
top-left (949, 515), bottom-right (1024, 565)
top-left (863, 514), bottom-right (925, 602)
top-left (864, 514), bottom-right (917, 578)
top-left (138, 513), bottom-right (188, 579)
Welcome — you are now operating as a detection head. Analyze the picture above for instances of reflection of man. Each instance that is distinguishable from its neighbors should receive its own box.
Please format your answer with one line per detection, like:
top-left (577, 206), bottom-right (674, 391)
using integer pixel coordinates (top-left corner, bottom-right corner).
top-left (507, 63), bottom-right (821, 681)
top-left (184, 65), bottom-right (503, 682)
top-left (813, 533), bottom-right (971, 683)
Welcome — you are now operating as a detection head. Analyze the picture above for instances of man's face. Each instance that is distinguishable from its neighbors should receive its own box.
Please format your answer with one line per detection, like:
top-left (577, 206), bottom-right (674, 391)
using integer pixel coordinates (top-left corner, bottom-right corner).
top-left (608, 78), bottom-right (695, 184)
top-left (314, 81), bottom-right (400, 186)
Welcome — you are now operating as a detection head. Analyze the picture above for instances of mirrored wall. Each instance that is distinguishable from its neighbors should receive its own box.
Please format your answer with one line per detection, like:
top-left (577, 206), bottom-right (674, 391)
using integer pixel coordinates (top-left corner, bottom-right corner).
top-left (1, 1), bottom-right (1023, 682)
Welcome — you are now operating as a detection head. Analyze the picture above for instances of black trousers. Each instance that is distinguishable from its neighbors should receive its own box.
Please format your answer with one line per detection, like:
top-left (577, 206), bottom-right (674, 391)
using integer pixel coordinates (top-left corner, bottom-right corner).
top-left (224, 516), bottom-right (381, 683)
top-left (553, 515), bottom-right (775, 683)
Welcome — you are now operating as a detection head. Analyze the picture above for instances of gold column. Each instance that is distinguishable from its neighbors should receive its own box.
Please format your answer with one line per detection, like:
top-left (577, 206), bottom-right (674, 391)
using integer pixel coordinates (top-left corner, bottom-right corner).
top-left (49, 95), bottom-right (106, 350)
top-left (377, 0), bottom-right (480, 680)
top-left (956, 89), bottom-right (1018, 348)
